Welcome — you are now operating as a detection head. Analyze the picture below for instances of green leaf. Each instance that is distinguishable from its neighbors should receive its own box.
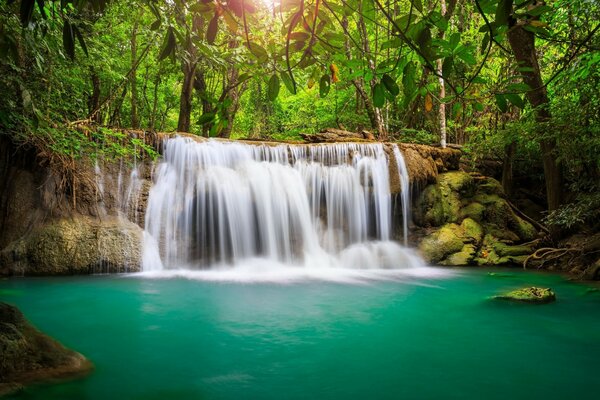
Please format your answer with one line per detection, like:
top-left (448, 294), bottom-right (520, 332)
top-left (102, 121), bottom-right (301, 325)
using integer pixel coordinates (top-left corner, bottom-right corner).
top-left (381, 74), bottom-right (399, 97)
top-left (442, 57), bottom-right (453, 77)
top-left (505, 93), bottom-right (525, 108)
top-left (410, 0), bottom-right (423, 13)
top-left (495, 0), bottom-right (512, 27)
top-left (247, 42), bottom-right (268, 62)
top-left (268, 74), bottom-right (280, 101)
top-left (237, 73), bottom-right (252, 84)
top-left (319, 74), bottom-right (331, 98)
top-left (480, 33), bottom-right (490, 55)
top-left (402, 61), bottom-right (417, 97)
top-left (428, 11), bottom-right (448, 32)
top-left (158, 27), bottom-right (176, 61)
top-left (507, 82), bottom-right (531, 92)
top-left (62, 20), bottom-right (75, 60)
top-left (206, 15), bottom-right (219, 45)
top-left (150, 19), bottom-right (161, 31)
top-left (373, 83), bottom-right (385, 108)
top-left (197, 112), bottom-right (215, 125)
top-left (495, 94), bottom-right (508, 113)
top-left (381, 38), bottom-right (402, 50)
top-left (474, 102), bottom-right (485, 112)
top-left (449, 32), bottom-right (461, 50)
top-left (73, 25), bottom-right (88, 57)
top-left (280, 72), bottom-right (296, 95)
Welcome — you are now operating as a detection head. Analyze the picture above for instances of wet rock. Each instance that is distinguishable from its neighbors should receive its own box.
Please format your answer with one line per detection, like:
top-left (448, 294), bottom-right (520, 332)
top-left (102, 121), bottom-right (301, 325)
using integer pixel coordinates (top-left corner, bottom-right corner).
top-left (0, 303), bottom-right (93, 396)
top-left (494, 287), bottom-right (556, 304)
top-left (0, 216), bottom-right (143, 276)
top-left (419, 224), bottom-right (465, 263)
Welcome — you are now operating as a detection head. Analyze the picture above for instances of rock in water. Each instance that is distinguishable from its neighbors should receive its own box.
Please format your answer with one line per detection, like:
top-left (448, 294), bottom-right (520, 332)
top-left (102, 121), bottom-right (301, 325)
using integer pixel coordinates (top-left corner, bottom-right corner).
top-left (494, 287), bottom-right (556, 304)
top-left (0, 303), bottom-right (93, 396)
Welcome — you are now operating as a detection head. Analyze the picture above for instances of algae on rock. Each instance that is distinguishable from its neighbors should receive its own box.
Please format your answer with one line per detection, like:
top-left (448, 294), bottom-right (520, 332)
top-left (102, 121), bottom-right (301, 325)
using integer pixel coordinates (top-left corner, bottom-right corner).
top-left (494, 287), bottom-right (556, 304)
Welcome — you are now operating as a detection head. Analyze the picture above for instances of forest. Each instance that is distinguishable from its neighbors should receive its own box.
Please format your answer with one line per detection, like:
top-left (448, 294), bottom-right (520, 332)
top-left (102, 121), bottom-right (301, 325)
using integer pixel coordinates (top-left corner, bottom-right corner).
top-left (0, 0), bottom-right (599, 232)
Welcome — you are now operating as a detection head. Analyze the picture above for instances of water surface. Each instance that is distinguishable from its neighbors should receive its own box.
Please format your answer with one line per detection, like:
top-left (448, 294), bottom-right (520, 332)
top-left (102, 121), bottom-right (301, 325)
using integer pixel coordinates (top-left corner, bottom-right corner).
top-left (2, 268), bottom-right (599, 399)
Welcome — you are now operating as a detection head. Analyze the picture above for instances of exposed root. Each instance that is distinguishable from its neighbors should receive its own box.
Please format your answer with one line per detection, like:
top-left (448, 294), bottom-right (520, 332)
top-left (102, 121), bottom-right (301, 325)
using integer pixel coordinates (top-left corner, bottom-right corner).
top-left (523, 247), bottom-right (582, 270)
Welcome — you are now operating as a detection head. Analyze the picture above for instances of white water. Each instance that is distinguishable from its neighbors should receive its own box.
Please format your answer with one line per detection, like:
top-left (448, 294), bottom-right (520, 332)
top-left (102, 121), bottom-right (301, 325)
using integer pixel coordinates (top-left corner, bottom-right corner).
top-left (142, 137), bottom-right (421, 275)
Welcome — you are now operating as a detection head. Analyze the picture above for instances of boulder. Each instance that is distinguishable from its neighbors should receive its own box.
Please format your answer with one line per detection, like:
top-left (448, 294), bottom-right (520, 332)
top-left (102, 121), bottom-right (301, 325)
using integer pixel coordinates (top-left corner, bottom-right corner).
top-left (419, 224), bottom-right (465, 263)
top-left (494, 287), bottom-right (556, 304)
top-left (0, 216), bottom-right (143, 276)
top-left (0, 303), bottom-right (93, 396)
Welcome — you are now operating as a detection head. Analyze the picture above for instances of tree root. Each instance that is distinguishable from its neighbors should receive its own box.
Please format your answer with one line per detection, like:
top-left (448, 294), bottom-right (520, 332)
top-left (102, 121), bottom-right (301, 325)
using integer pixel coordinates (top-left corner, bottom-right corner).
top-left (523, 247), bottom-right (582, 270)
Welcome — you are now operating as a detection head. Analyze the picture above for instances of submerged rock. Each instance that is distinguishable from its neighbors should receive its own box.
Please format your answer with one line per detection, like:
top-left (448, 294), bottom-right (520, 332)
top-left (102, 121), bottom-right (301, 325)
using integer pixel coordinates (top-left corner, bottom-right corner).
top-left (495, 287), bottom-right (556, 304)
top-left (0, 303), bottom-right (93, 396)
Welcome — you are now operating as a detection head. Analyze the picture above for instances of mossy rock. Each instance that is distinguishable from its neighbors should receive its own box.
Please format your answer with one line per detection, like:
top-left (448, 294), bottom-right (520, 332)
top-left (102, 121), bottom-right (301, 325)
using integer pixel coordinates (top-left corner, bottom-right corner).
top-left (494, 287), bottom-right (556, 304)
top-left (419, 224), bottom-right (465, 263)
top-left (437, 171), bottom-right (475, 194)
top-left (475, 234), bottom-right (529, 266)
top-left (414, 172), bottom-right (474, 227)
top-left (0, 303), bottom-right (93, 396)
top-left (476, 177), bottom-right (504, 197)
top-left (460, 218), bottom-right (483, 245)
top-left (459, 202), bottom-right (486, 222)
top-left (479, 197), bottom-right (537, 242)
top-left (442, 244), bottom-right (477, 266)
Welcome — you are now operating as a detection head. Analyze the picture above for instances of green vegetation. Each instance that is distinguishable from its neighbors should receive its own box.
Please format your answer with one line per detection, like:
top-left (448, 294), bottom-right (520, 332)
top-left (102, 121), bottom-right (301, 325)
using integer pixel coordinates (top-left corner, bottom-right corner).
top-left (0, 0), bottom-right (599, 233)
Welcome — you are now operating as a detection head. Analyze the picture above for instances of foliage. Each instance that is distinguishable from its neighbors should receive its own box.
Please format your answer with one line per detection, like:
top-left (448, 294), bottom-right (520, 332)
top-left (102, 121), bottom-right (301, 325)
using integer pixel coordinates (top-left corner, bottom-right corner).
top-left (0, 0), bottom-right (599, 223)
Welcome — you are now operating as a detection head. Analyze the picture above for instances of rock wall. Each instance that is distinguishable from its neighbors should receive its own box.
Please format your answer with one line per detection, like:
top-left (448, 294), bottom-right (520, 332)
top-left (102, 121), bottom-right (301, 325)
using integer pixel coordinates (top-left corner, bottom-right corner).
top-left (0, 135), bottom-right (151, 276)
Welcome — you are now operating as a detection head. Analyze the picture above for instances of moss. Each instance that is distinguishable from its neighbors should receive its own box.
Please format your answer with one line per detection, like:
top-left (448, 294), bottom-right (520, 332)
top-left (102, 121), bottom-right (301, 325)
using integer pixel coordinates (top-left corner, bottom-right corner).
top-left (459, 202), bottom-right (485, 222)
top-left (419, 224), bottom-right (465, 263)
top-left (477, 177), bottom-right (504, 196)
top-left (460, 218), bottom-right (483, 245)
top-left (511, 216), bottom-right (537, 242)
top-left (491, 242), bottom-right (533, 257)
top-left (482, 223), bottom-right (521, 242)
top-left (495, 287), bottom-right (556, 304)
top-left (437, 171), bottom-right (475, 195)
top-left (414, 185), bottom-right (445, 227)
top-left (414, 172), bottom-right (474, 227)
top-left (472, 193), bottom-right (503, 206)
top-left (442, 244), bottom-right (477, 266)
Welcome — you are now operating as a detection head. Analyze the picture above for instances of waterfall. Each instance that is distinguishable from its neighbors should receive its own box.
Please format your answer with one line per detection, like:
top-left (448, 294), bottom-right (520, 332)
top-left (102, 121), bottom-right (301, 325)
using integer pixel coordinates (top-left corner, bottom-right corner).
top-left (392, 145), bottom-right (411, 246)
top-left (142, 136), bottom-right (420, 272)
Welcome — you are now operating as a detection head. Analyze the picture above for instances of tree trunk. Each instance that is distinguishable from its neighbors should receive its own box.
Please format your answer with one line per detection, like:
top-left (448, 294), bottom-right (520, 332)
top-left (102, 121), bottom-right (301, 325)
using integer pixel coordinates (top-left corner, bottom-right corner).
top-left (149, 74), bottom-right (160, 131)
top-left (502, 141), bottom-right (517, 196)
top-left (89, 67), bottom-right (101, 123)
top-left (507, 21), bottom-right (563, 210)
top-left (130, 20), bottom-right (139, 129)
top-left (341, 15), bottom-right (384, 138)
top-left (176, 12), bottom-right (202, 132)
top-left (194, 67), bottom-right (214, 137)
top-left (357, 3), bottom-right (386, 139)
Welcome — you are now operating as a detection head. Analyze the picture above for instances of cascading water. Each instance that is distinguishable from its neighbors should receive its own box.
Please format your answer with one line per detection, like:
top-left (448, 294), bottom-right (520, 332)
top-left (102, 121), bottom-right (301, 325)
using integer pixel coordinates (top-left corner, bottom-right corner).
top-left (142, 136), bottom-right (423, 274)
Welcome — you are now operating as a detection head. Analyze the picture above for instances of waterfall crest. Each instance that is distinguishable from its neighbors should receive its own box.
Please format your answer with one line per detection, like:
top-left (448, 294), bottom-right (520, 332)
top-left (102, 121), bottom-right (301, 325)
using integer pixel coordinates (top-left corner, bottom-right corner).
top-left (143, 137), bottom-right (421, 272)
